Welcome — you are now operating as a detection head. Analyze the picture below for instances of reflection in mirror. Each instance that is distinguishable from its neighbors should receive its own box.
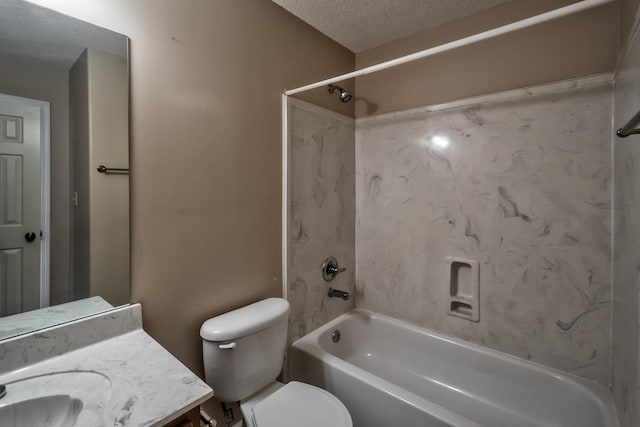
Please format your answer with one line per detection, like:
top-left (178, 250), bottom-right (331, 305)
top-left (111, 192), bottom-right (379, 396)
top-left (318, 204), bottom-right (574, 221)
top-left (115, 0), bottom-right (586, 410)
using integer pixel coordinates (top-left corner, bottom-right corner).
top-left (0, 0), bottom-right (130, 339)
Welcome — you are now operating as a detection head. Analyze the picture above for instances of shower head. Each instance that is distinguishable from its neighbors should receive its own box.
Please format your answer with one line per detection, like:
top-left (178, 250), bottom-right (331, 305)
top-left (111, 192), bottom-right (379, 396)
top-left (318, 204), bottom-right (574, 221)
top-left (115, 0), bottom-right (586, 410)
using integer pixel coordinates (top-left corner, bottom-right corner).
top-left (328, 84), bottom-right (352, 103)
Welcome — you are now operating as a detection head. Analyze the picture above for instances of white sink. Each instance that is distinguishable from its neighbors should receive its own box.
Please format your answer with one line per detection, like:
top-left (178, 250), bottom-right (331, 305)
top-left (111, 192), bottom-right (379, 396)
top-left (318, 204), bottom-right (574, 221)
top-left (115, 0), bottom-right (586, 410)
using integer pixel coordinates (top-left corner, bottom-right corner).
top-left (0, 371), bottom-right (112, 427)
top-left (0, 394), bottom-right (83, 427)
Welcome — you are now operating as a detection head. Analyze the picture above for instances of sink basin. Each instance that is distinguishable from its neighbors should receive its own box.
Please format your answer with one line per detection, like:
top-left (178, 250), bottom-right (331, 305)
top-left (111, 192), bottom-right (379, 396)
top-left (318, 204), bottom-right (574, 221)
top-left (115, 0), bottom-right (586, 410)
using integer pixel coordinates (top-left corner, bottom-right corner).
top-left (0, 395), bottom-right (83, 427)
top-left (0, 371), bottom-right (112, 427)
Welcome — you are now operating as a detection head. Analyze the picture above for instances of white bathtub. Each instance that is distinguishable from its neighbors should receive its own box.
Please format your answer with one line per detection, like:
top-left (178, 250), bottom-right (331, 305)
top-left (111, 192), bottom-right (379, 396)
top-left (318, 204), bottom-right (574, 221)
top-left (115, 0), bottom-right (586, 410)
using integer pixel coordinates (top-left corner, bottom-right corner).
top-left (290, 309), bottom-right (617, 427)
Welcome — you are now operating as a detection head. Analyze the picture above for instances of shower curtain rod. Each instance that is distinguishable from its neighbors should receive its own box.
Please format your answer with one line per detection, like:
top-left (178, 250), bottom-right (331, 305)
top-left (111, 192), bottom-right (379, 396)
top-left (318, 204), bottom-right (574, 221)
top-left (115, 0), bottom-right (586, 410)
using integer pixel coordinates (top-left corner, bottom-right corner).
top-left (284, 0), bottom-right (613, 96)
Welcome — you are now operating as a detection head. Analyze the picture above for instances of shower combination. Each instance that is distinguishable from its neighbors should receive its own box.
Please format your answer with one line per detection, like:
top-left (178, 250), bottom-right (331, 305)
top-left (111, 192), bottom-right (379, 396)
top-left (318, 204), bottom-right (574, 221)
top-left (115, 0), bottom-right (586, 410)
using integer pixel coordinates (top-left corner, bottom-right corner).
top-left (328, 84), bottom-right (352, 103)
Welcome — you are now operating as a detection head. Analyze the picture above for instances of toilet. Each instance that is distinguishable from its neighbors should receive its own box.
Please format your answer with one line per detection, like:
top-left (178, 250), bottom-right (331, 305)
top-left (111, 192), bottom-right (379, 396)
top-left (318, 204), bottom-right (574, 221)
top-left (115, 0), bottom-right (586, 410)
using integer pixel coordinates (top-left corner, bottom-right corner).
top-left (200, 298), bottom-right (352, 427)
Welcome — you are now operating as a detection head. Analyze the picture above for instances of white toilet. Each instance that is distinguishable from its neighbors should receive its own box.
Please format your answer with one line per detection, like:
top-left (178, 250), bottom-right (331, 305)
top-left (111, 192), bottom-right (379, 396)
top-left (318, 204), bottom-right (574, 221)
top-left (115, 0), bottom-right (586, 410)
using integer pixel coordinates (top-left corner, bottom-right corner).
top-left (200, 297), bottom-right (352, 427)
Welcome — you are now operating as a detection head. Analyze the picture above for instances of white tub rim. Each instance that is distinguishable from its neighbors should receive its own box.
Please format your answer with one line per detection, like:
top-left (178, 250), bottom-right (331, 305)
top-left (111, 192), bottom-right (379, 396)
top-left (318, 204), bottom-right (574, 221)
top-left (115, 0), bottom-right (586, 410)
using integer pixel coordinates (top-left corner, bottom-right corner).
top-left (292, 308), bottom-right (618, 426)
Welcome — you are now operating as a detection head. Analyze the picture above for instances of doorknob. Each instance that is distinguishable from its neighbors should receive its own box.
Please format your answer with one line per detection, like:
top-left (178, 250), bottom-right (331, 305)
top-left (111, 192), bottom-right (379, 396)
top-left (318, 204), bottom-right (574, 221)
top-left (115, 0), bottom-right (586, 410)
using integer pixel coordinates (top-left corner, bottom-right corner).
top-left (24, 232), bottom-right (36, 243)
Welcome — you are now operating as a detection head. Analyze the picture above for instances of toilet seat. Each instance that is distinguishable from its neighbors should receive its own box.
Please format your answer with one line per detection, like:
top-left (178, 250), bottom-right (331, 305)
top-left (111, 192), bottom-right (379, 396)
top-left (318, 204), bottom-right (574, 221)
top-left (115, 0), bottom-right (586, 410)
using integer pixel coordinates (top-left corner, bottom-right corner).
top-left (250, 381), bottom-right (352, 427)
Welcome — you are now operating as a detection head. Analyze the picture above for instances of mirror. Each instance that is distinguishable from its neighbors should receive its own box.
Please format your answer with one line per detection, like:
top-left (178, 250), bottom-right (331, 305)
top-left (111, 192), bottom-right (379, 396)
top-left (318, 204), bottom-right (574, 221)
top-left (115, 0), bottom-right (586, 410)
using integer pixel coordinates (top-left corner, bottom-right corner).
top-left (0, 0), bottom-right (130, 339)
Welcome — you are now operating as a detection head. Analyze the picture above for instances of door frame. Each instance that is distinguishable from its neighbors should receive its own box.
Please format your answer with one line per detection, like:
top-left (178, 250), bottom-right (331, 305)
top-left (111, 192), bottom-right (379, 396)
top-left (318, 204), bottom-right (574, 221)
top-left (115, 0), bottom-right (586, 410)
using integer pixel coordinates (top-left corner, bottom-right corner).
top-left (0, 93), bottom-right (50, 308)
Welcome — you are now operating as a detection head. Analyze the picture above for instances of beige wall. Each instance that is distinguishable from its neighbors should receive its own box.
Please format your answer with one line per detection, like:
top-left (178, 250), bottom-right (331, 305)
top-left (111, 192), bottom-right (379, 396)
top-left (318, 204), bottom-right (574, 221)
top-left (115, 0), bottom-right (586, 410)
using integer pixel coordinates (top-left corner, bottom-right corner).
top-left (87, 49), bottom-right (130, 306)
top-left (69, 51), bottom-right (90, 300)
top-left (26, 0), bottom-right (354, 388)
top-left (0, 56), bottom-right (71, 306)
top-left (69, 48), bottom-right (130, 306)
top-left (355, 0), bottom-right (619, 117)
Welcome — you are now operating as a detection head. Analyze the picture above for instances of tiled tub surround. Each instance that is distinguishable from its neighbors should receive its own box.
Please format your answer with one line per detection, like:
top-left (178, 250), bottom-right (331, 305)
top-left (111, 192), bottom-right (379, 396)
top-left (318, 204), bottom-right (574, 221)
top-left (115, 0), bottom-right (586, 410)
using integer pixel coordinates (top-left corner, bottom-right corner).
top-left (612, 16), bottom-right (640, 427)
top-left (0, 304), bottom-right (212, 426)
top-left (286, 98), bottom-right (356, 345)
top-left (356, 76), bottom-right (613, 385)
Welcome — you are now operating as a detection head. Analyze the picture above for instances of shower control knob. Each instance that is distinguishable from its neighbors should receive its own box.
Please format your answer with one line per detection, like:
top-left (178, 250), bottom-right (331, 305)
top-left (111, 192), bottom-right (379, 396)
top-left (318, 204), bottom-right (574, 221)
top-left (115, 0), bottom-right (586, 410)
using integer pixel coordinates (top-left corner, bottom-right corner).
top-left (322, 256), bottom-right (346, 282)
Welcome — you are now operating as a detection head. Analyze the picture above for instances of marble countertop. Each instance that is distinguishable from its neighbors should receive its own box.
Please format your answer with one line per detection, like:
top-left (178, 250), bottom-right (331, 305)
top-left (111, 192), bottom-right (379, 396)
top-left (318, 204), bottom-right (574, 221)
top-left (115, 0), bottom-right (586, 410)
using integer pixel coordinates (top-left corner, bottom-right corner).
top-left (0, 296), bottom-right (114, 340)
top-left (0, 304), bottom-right (213, 427)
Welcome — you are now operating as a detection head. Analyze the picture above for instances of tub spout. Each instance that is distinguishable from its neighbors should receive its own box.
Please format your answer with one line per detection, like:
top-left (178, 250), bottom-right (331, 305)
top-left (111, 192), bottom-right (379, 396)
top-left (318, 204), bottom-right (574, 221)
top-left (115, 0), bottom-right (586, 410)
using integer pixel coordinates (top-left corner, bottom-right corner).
top-left (328, 288), bottom-right (350, 300)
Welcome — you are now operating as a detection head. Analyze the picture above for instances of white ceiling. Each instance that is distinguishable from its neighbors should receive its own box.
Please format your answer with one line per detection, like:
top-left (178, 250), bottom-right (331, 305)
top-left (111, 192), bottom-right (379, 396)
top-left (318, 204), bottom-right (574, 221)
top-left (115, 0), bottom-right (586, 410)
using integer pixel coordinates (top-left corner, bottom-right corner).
top-left (272, 0), bottom-right (512, 52)
top-left (0, 0), bottom-right (127, 70)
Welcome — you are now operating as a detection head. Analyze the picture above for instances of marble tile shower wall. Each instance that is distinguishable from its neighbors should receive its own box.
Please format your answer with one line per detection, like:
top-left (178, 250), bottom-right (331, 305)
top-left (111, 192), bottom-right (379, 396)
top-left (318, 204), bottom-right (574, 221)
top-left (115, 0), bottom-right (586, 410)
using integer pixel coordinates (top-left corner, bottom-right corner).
top-left (286, 99), bottom-right (355, 346)
top-left (356, 80), bottom-right (613, 385)
top-left (612, 19), bottom-right (640, 427)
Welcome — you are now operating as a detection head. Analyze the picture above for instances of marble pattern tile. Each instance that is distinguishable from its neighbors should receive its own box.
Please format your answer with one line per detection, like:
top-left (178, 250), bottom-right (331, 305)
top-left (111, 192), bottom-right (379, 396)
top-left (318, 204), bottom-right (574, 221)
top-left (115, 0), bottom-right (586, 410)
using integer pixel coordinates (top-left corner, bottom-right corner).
top-left (356, 79), bottom-right (613, 385)
top-left (0, 296), bottom-right (114, 340)
top-left (612, 18), bottom-right (640, 427)
top-left (286, 98), bottom-right (356, 346)
top-left (0, 303), bottom-right (142, 375)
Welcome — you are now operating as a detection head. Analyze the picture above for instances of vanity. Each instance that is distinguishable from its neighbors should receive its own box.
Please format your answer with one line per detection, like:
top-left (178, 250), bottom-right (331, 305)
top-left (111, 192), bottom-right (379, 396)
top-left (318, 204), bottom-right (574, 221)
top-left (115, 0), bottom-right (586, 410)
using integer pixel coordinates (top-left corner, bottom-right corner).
top-left (0, 303), bottom-right (213, 427)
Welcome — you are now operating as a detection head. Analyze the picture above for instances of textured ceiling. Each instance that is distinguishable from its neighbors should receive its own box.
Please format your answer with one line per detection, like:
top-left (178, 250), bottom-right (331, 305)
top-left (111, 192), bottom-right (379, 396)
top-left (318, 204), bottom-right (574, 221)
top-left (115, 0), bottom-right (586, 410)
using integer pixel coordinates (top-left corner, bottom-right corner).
top-left (272, 0), bottom-right (512, 52)
top-left (0, 0), bottom-right (127, 70)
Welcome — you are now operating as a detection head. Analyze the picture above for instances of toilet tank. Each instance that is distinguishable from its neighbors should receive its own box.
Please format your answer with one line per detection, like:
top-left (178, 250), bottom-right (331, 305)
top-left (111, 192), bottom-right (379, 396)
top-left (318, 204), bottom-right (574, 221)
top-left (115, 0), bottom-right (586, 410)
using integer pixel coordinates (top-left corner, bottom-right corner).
top-left (201, 298), bottom-right (290, 402)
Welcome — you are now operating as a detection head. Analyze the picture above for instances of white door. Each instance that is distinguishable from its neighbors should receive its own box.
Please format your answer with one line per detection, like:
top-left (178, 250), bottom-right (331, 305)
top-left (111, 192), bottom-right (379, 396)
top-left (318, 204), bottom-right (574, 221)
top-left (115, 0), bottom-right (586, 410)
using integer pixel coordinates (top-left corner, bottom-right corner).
top-left (0, 99), bottom-right (41, 316)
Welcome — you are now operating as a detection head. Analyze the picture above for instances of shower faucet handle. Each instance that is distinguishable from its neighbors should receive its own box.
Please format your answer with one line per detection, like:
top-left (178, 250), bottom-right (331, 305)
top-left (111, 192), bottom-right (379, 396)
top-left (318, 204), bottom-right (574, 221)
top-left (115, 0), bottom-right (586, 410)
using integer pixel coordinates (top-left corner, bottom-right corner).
top-left (329, 265), bottom-right (346, 274)
top-left (322, 256), bottom-right (346, 282)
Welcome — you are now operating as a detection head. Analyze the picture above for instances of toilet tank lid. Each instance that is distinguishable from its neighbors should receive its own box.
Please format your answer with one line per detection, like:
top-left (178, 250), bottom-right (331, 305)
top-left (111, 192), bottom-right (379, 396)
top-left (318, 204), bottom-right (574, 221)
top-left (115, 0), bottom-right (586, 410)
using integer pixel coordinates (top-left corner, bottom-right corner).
top-left (200, 298), bottom-right (290, 341)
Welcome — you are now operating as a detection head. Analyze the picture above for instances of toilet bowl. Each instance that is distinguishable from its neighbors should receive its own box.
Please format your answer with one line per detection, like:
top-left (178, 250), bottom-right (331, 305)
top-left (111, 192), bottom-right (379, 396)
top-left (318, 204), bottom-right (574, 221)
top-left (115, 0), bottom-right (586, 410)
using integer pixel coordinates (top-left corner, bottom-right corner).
top-left (200, 298), bottom-right (352, 427)
top-left (240, 381), bottom-right (351, 427)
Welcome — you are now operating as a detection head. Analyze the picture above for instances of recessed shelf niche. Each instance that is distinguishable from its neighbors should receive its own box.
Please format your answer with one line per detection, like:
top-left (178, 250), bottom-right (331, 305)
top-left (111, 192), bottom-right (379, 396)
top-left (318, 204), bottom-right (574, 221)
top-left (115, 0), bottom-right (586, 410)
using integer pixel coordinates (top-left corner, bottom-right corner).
top-left (445, 257), bottom-right (479, 322)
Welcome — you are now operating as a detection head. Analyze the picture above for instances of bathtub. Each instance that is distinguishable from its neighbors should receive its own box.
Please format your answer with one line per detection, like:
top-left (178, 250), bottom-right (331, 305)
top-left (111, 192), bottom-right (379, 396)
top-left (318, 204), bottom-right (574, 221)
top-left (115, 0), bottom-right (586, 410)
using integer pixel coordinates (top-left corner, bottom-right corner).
top-left (290, 309), bottom-right (617, 427)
